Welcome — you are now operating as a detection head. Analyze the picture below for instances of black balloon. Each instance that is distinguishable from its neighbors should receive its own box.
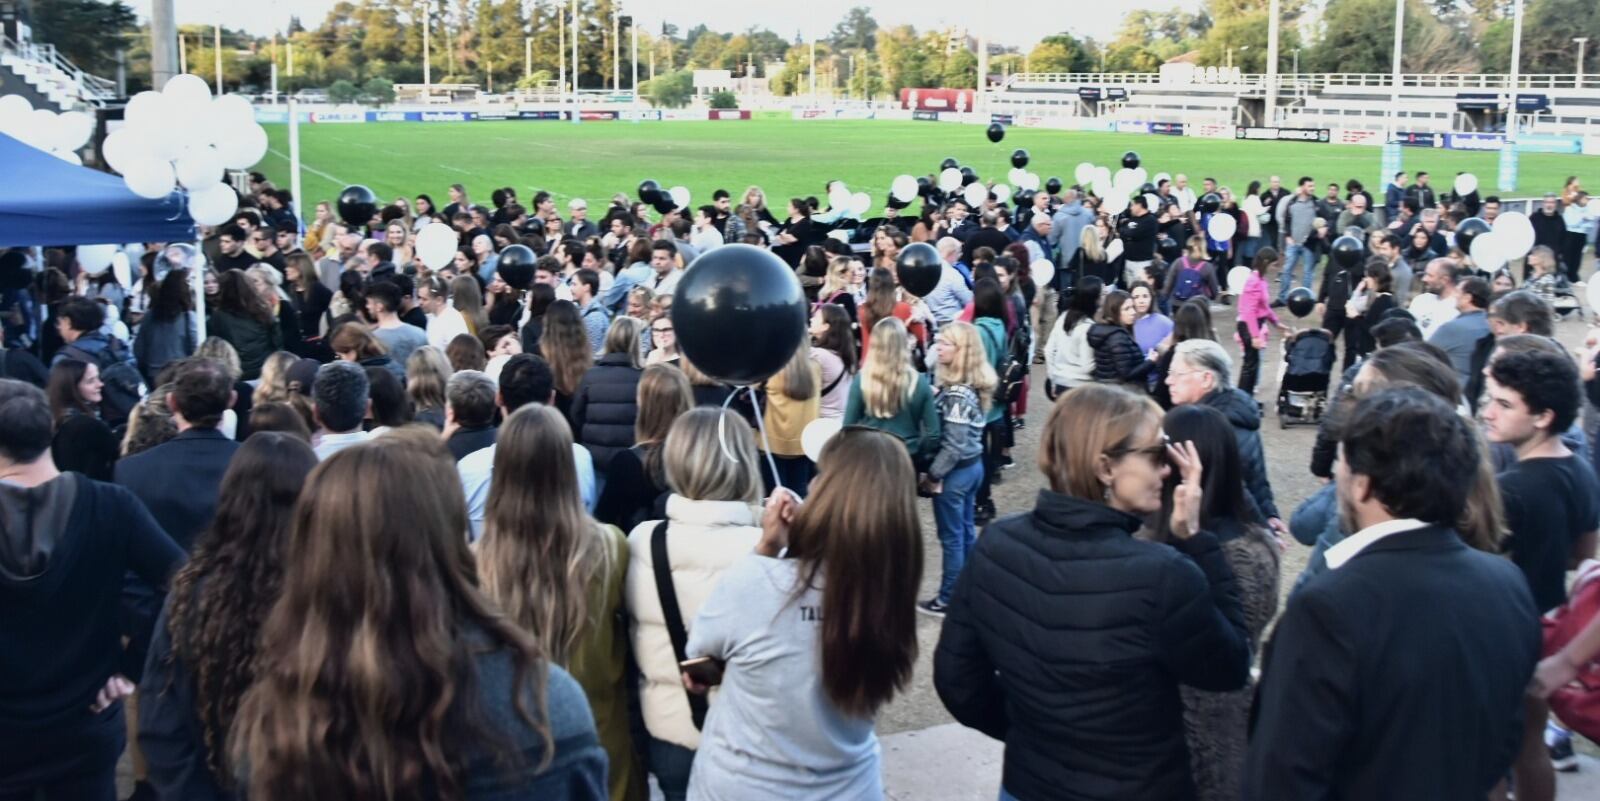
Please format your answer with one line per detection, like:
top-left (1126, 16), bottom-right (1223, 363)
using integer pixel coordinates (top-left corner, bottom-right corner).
top-left (671, 244), bottom-right (808, 386)
top-left (887, 195), bottom-right (912, 210)
top-left (1331, 235), bottom-right (1364, 268)
top-left (638, 179), bottom-right (661, 204)
top-left (1045, 177), bottom-right (1062, 195)
top-left (1139, 182), bottom-right (1157, 195)
top-left (960, 166), bottom-right (979, 186)
top-left (1013, 188), bottom-right (1036, 207)
top-left (916, 176), bottom-right (934, 197)
top-left (896, 242), bottom-right (942, 298)
top-left (496, 244), bottom-right (536, 290)
top-left (1121, 151), bottom-right (1141, 169)
top-left (986, 123), bottom-right (1005, 143)
top-left (1011, 149), bottom-right (1030, 168)
top-left (1198, 192), bottom-right (1223, 215)
top-left (336, 185), bottom-right (378, 227)
top-left (652, 197), bottom-right (677, 215)
top-left (1455, 216), bottom-right (1491, 255)
top-left (940, 157), bottom-right (959, 171)
top-left (1286, 287), bottom-right (1317, 318)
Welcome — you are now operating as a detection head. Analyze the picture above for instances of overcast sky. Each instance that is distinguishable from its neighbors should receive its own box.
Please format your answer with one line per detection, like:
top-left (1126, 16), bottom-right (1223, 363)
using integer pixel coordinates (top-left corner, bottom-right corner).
top-left (124, 0), bottom-right (1205, 48)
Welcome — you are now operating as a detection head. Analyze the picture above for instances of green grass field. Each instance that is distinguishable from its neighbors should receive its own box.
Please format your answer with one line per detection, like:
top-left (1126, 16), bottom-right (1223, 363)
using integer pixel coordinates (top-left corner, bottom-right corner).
top-left (260, 119), bottom-right (1596, 211)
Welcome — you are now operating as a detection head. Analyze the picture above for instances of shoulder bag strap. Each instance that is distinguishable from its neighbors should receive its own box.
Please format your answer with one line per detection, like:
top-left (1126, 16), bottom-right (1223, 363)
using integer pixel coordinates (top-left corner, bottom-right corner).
top-left (651, 520), bottom-right (709, 730)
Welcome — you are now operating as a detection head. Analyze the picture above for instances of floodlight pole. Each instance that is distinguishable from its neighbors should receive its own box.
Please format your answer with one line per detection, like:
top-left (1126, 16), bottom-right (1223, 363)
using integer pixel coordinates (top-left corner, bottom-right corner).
top-left (558, 9), bottom-right (564, 100)
top-left (214, 23), bottom-right (223, 93)
top-left (150, 0), bottom-right (178, 88)
top-left (1387, 0), bottom-right (1403, 143)
top-left (571, 0), bottom-right (580, 124)
top-left (810, 38), bottom-right (817, 104)
top-left (631, 9), bottom-right (639, 119)
top-left (612, 5), bottom-right (620, 89)
top-left (1508, 0), bottom-right (1523, 143)
top-left (1265, 0), bottom-right (1280, 124)
top-left (422, 3), bottom-right (431, 88)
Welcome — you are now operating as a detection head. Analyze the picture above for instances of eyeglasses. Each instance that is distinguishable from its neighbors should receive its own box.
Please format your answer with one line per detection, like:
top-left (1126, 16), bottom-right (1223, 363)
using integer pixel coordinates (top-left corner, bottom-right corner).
top-left (1106, 435), bottom-right (1171, 468)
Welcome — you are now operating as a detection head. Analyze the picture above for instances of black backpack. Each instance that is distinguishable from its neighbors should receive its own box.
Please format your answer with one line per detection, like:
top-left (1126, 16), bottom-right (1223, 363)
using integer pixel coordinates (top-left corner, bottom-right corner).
top-left (981, 322), bottom-right (1028, 406)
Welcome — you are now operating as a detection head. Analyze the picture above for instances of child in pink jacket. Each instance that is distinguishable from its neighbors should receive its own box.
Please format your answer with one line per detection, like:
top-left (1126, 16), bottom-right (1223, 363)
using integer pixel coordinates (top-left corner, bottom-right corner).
top-left (1236, 249), bottom-right (1292, 395)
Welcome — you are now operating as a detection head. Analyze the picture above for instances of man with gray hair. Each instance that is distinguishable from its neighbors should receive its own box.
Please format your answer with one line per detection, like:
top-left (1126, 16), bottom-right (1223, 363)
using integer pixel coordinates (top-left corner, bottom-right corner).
top-left (926, 237), bottom-right (974, 327)
top-left (1164, 339), bottom-right (1283, 534)
top-left (445, 370), bottom-right (499, 461)
top-left (312, 361), bottom-right (371, 460)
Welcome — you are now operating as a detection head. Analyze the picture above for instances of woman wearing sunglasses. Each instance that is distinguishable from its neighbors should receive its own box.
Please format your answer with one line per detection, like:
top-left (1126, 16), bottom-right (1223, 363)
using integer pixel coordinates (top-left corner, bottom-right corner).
top-left (933, 384), bottom-right (1250, 801)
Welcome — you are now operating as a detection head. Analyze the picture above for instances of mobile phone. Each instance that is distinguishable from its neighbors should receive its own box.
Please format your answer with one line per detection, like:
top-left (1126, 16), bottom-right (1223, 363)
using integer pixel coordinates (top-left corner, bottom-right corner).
top-left (680, 656), bottom-right (725, 689)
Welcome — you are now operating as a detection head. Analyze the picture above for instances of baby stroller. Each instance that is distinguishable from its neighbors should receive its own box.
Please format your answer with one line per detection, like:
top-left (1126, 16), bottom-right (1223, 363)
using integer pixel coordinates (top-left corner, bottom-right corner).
top-left (1276, 328), bottom-right (1336, 429)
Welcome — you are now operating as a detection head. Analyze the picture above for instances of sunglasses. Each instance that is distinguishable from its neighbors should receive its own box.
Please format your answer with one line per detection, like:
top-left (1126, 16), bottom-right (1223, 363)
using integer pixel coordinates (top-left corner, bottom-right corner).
top-left (1106, 434), bottom-right (1172, 468)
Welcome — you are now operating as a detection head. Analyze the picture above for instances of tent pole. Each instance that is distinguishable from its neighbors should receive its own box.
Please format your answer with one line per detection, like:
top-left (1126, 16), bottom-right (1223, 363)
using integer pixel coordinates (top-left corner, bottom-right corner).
top-left (192, 240), bottom-right (206, 342)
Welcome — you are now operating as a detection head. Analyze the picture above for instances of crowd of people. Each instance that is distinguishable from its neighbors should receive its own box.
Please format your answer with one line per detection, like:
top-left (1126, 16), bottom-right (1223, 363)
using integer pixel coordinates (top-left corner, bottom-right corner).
top-left (2, 160), bottom-right (1599, 801)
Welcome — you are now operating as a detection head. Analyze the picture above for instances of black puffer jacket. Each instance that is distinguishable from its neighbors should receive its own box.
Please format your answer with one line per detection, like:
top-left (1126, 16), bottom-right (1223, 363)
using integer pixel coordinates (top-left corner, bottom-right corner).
top-left (934, 491), bottom-right (1250, 801)
top-left (569, 353), bottom-right (642, 474)
top-left (1087, 323), bottom-right (1154, 385)
top-left (1199, 387), bottom-right (1280, 521)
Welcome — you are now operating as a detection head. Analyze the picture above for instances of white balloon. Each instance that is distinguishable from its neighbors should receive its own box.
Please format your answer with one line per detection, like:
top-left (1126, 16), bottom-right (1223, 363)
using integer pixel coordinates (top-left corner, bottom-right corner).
top-left (76, 244), bottom-right (119, 275)
top-left (1453, 173), bottom-right (1478, 197)
top-left (1492, 211), bottom-right (1535, 260)
top-left (1030, 258), bottom-right (1054, 290)
top-left (1207, 213), bottom-right (1238, 242)
top-left (174, 145), bottom-right (224, 189)
top-left (50, 148), bottom-right (82, 165)
top-left (1153, 172), bottom-right (1171, 186)
top-left (1092, 167), bottom-right (1112, 195)
top-left (163, 73), bottom-right (214, 107)
top-left (54, 110), bottom-right (94, 151)
top-left (669, 185), bottom-right (691, 210)
top-left (1102, 193), bottom-right (1128, 216)
top-left (215, 123), bottom-right (268, 169)
top-left (850, 191), bottom-right (871, 218)
top-left (1018, 172), bottom-right (1040, 192)
top-left (16, 108), bottom-right (58, 150)
top-left (123, 91), bottom-right (172, 132)
top-left (211, 93), bottom-right (255, 127)
top-left (111, 252), bottom-right (133, 289)
top-left (938, 167), bottom-right (962, 193)
top-left (1470, 231), bottom-right (1507, 270)
top-left (1007, 167), bottom-right (1026, 186)
top-left (827, 184), bottom-right (851, 211)
top-left (1074, 162), bottom-right (1094, 185)
top-left (101, 127), bottom-right (155, 174)
top-left (0, 94), bottom-right (32, 124)
top-left (122, 158), bottom-right (176, 199)
top-left (1143, 193), bottom-right (1162, 212)
top-left (1226, 266), bottom-right (1253, 295)
top-left (891, 174), bottom-right (918, 203)
top-left (1113, 168), bottom-right (1136, 191)
top-left (800, 417), bottom-right (843, 463)
top-left (185, 182), bottom-right (239, 225)
top-left (1131, 167), bottom-right (1148, 188)
top-left (415, 222), bottom-right (460, 269)
top-left (963, 182), bottom-right (988, 208)
top-left (992, 184), bottom-right (1012, 205)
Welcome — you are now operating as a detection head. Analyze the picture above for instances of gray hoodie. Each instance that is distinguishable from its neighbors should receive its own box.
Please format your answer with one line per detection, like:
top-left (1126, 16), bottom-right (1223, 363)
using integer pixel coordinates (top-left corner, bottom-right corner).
top-left (1050, 202), bottom-right (1093, 265)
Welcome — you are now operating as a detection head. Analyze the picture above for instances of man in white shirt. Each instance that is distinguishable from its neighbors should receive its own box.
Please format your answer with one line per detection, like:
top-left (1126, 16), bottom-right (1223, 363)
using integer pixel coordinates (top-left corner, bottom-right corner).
top-left (924, 236), bottom-right (974, 326)
top-left (648, 239), bottom-right (682, 295)
top-left (311, 361), bottom-right (371, 460)
top-left (690, 205), bottom-right (723, 255)
top-left (1412, 257), bottom-right (1462, 339)
top-left (1173, 174), bottom-right (1197, 214)
top-left (459, 354), bottom-right (596, 541)
top-left (418, 274), bottom-right (469, 350)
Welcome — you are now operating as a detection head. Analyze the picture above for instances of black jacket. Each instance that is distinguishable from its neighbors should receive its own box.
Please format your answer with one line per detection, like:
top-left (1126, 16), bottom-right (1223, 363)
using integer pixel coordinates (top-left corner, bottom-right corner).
top-left (1118, 213), bottom-right (1159, 262)
top-left (570, 353), bottom-right (643, 474)
top-left (1244, 525), bottom-right (1539, 800)
top-left (207, 309), bottom-right (282, 381)
top-left (1087, 323), bottom-right (1154, 385)
top-left (447, 424), bottom-right (498, 461)
top-left (963, 227), bottom-right (1013, 265)
top-left (1199, 388), bottom-right (1280, 520)
top-left (114, 429), bottom-right (240, 553)
top-left (934, 491), bottom-right (1250, 801)
top-left (1530, 208), bottom-right (1567, 253)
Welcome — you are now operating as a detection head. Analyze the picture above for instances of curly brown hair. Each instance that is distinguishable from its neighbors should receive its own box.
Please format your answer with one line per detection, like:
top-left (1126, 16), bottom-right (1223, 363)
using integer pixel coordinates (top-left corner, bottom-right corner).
top-left (162, 432), bottom-right (319, 788)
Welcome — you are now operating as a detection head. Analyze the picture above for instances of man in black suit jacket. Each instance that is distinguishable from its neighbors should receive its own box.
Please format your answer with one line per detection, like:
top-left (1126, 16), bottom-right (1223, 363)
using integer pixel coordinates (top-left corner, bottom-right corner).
top-left (115, 359), bottom-right (240, 552)
top-left (1244, 387), bottom-right (1540, 801)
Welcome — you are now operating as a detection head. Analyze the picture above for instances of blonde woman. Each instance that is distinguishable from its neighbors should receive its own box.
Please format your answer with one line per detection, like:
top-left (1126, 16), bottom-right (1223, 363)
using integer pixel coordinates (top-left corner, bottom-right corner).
top-left (816, 256), bottom-right (859, 322)
top-left (478, 404), bottom-right (644, 801)
top-left (761, 343), bottom-right (822, 495)
top-left (1068, 223), bottom-right (1114, 289)
top-left (623, 408), bottom-right (765, 799)
top-left (919, 322), bottom-right (998, 615)
top-left (405, 346), bottom-right (452, 429)
top-left (742, 185), bottom-right (777, 228)
top-left (253, 351), bottom-right (301, 404)
top-left (843, 317), bottom-right (940, 468)
top-left (450, 274), bottom-right (487, 335)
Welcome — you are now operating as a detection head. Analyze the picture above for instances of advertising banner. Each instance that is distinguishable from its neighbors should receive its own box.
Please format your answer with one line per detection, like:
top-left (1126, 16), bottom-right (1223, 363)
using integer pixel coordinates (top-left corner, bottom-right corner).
top-left (1393, 131), bottom-right (1444, 148)
top-left (1115, 121), bottom-right (1151, 134)
top-left (1513, 135), bottom-right (1582, 154)
top-left (1149, 121), bottom-right (1185, 136)
top-left (990, 113), bottom-right (1015, 125)
top-left (1446, 132), bottom-right (1504, 151)
top-left (578, 110), bottom-right (619, 121)
top-left (619, 109), bottom-right (662, 121)
top-left (309, 110), bottom-right (364, 123)
top-left (418, 111), bottom-right (476, 122)
top-left (1077, 87), bottom-right (1103, 102)
top-left (1236, 126), bottom-right (1329, 142)
top-left (516, 110), bottom-right (563, 120)
top-left (1190, 123), bottom-right (1234, 139)
top-left (709, 110), bottom-right (750, 120)
top-left (913, 110), bottom-right (941, 121)
top-left (476, 108), bottom-right (510, 120)
top-left (660, 109), bottom-right (706, 121)
top-left (1333, 128), bottom-right (1384, 145)
top-left (793, 108), bottom-right (829, 119)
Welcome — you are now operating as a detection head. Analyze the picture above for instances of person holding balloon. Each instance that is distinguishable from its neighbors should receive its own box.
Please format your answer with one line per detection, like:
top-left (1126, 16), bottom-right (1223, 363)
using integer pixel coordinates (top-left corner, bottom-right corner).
top-left (1235, 248), bottom-right (1293, 397)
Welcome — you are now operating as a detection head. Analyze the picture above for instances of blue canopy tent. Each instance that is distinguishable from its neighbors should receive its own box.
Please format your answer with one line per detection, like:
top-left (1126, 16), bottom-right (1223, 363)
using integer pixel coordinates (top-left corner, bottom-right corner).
top-left (0, 132), bottom-right (196, 246)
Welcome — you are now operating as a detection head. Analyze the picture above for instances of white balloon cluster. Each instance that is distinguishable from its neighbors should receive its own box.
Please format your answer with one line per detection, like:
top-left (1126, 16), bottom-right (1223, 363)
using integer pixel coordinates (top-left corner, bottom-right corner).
top-left (826, 181), bottom-right (874, 218)
top-left (0, 94), bottom-right (96, 164)
top-left (1469, 210), bottom-right (1538, 271)
top-left (103, 74), bottom-right (268, 225)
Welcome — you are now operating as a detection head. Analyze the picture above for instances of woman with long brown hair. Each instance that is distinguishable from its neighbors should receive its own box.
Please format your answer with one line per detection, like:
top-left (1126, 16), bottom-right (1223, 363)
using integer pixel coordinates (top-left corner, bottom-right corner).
top-left (809, 303), bottom-right (857, 419)
top-left (858, 267), bottom-right (927, 355)
top-left (478, 405), bottom-right (643, 801)
top-left (47, 359), bottom-right (119, 480)
top-left (595, 364), bottom-right (692, 531)
top-left (209, 270), bottom-right (282, 381)
top-left (138, 432), bottom-right (318, 800)
top-left (451, 274), bottom-right (488, 335)
top-left (540, 300), bottom-right (594, 419)
top-left (682, 427), bottom-right (922, 798)
top-left (229, 436), bottom-right (608, 800)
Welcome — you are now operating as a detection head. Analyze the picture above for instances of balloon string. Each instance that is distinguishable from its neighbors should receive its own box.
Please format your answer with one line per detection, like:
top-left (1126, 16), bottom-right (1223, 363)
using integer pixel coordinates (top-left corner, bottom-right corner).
top-left (720, 386), bottom-right (786, 493)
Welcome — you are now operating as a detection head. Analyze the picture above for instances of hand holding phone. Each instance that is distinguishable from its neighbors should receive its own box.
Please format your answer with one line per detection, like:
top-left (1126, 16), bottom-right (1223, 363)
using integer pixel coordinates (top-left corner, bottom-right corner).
top-left (680, 657), bottom-right (725, 694)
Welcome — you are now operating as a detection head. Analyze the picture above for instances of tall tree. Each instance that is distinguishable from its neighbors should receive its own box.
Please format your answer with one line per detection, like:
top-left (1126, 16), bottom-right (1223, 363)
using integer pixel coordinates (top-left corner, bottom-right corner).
top-left (1026, 33), bottom-right (1094, 73)
top-left (31, 0), bottom-right (138, 78)
top-left (829, 6), bottom-right (879, 51)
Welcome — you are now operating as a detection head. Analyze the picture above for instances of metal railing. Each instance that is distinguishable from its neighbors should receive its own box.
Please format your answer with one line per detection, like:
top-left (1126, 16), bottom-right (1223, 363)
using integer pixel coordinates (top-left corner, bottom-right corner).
top-left (1004, 71), bottom-right (1600, 92)
top-left (0, 34), bottom-right (116, 105)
